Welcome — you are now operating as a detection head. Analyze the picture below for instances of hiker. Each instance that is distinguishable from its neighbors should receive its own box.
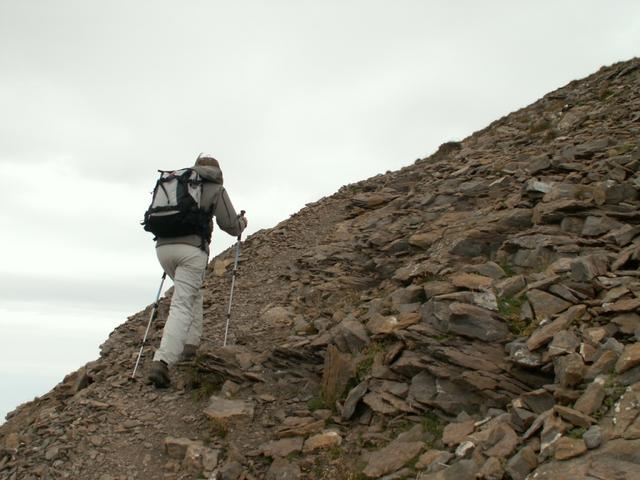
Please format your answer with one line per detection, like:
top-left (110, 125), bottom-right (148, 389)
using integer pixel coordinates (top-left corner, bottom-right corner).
top-left (145, 153), bottom-right (247, 388)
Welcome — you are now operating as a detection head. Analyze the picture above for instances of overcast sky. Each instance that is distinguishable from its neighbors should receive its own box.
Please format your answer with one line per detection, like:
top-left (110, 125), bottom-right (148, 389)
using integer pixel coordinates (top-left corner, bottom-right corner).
top-left (1, 0), bottom-right (639, 422)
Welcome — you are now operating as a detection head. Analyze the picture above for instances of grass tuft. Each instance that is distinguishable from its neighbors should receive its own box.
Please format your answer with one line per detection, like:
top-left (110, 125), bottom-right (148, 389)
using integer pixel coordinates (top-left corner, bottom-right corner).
top-left (208, 418), bottom-right (229, 438)
top-left (567, 426), bottom-right (586, 439)
top-left (498, 295), bottom-right (535, 336)
top-left (308, 395), bottom-right (328, 412)
top-left (422, 411), bottom-right (444, 447)
top-left (355, 341), bottom-right (390, 381)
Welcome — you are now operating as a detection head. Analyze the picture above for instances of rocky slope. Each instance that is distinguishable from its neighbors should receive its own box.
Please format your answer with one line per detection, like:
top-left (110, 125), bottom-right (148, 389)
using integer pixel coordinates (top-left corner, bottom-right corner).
top-left (2, 57), bottom-right (640, 480)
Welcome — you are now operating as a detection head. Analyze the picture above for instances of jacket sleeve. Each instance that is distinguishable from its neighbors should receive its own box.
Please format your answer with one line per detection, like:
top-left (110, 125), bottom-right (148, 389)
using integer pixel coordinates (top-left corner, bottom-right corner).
top-left (214, 188), bottom-right (246, 237)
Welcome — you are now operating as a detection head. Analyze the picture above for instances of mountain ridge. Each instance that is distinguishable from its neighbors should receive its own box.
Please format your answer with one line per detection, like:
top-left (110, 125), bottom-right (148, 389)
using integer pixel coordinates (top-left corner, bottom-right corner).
top-left (2, 57), bottom-right (640, 479)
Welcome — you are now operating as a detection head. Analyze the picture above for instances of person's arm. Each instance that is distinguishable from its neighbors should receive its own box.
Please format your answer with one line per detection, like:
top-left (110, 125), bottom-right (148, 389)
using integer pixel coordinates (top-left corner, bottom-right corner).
top-left (214, 188), bottom-right (247, 237)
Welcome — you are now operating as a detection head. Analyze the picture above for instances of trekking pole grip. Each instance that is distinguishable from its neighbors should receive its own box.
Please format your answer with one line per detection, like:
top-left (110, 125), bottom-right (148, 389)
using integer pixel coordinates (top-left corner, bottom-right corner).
top-left (238, 210), bottom-right (246, 241)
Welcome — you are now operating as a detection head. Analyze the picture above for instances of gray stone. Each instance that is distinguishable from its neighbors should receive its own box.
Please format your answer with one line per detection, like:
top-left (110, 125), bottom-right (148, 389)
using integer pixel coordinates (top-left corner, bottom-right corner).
top-left (379, 467), bottom-right (413, 480)
top-left (505, 445), bottom-right (538, 480)
top-left (540, 412), bottom-right (568, 455)
top-left (574, 377), bottom-right (606, 415)
top-left (472, 290), bottom-right (499, 311)
top-left (582, 215), bottom-right (624, 236)
top-left (44, 445), bottom-right (61, 461)
top-left (362, 440), bottom-right (424, 478)
top-left (431, 378), bottom-right (483, 415)
top-left (510, 407), bottom-right (538, 432)
top-left (390, 285), bottom-right (424, 308)
top-left (604, 297), bottom-right (640, 314)
top-left (447, 302), bottom-right (509, 342)
top-left (409, 231), bottom-right (441, 248)
top-left (303, 431), bottom-right (342, 453)
top-left (468, 261), bottom-right (506, 280)
top-left (275, 417), bottom-right (325, 439)
top-left (602, 285), bottom-right (631, 304)
top-left (605, 182), bottom-right (640, 206)
top-left (542, 181), bottom-right (599, 204)
top-left (450, 272), bottom-right (494, 290)
top-left (392, 351), bottom-right (431, 377)
top-left (527, 305), bottom-right (586, 350)
top-left (570, 254), bottom-right (609, 281)
top-left (398, 303), bottom-right (420, 314)
top-left (423, 281), bottom-right (457, 299)
top-left (408, 371), bottom-right (437, 405)
top-left (184, 445), bottom-right (218, 477)
top-left (612, 313), bottom-right (640, 334)
top-left (602, 337), bottom-right (625, 354)
top-left (266, 458), bottom-right (301, 480)
top-left (553, 436), bottom-right (587, 460)
top-left (495, 275), bottom-right (527, 298)
top-left (525, 179), bottom-right (553, 194)
top-left (585, 350), bottom-right (618, 380)
top-left (528, 154), bottom-right (552, 174)
top-left (342, 380), bottom-right (368, 420)
top-left (554, 353), bottom-right (585, 387)
top-left (367, 312), bottom-right (420, 334)
top-left (442, 420), bottom-right (475, 446)
top-left (218, 461), bottom-right (243, 480)
top-left (554, 405), bottom-right (595, 429)
top-left (352, 191), bottom-right (398, 208)
top-left (548, 283), bottom-right (581, 303)
top-left (483, 423), bottom-right (519, 458)
top-left (615, 342), bottom-right (640, 374)
top-left (526, 289), bottom-right (572, 319)
top-left (455, 440), bottom-right (475, 458)
top-left (450, 229), bottom-right (507, 258)
top-left (362, 391), bottom-right (413, 415)
top-left (509, 343), bottom-right (543, 368)
top-left (262, 306), bottom-right (293, 325)
top-left (546, 330), bottom-right (580, 358)
top-left (164, 437), bottom-right (203, 460)
top-left (369, 379), bottom-right (409, 397)
top-left (204, 397), bottom-right (254, 422)
top-left (415, 449), bottom-right (454, 471)
top-left (332, 320), bottom-right (370, 353)
top-left (521, 389), bottom-right (555, 414)
top-left (261, 437), bottom-right (304, 458)
top-left (583, 425), bottom-right (602, 449)
top-left (396, 424), bottom-right (426, 443)
top-left (618, 365), bottom-right (640, 386)
top-left (604, 224), bottom-right (640, 246)
top-left (561, 216), bottom-right (585, 234)
top-left (477, 456), bottom-right (505, 480)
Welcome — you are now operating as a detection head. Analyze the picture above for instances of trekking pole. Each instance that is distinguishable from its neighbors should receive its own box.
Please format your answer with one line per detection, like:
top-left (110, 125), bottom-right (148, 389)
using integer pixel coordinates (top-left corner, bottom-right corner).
top-left (131, 272), bottom-right (167, 379)
top-left (223, 211), bottom-right (246, 347)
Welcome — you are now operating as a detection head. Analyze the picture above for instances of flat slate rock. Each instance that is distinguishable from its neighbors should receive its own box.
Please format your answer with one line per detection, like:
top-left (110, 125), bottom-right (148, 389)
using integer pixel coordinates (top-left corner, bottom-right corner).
top-left (362, 440), bottom-right (424, 478)
top-left (203, 396), bottom-right (254, 421)
top-left (261, 437), bottom-right (304, 458)
top-left (527, 305), bottom-right (586, 351)
top-left (526, 289), bottom-right (572, 319)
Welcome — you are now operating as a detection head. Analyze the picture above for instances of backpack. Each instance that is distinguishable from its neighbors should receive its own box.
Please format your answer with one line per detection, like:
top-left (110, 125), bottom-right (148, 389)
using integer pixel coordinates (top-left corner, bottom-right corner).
top-left (142, 168), bottom-right (212, 242)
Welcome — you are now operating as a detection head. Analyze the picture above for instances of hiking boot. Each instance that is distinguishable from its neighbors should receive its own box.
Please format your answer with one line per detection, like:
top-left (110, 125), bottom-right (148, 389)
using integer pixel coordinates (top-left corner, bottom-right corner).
top-left (180, 344), bottom-right (198, 362)
top-left (148, 360), bottom-right (170, 388)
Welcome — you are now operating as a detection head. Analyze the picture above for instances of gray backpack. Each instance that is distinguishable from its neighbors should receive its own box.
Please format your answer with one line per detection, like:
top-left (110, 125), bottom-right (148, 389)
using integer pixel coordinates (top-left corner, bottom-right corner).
top-left (142, 168), bottom-right (211, 241)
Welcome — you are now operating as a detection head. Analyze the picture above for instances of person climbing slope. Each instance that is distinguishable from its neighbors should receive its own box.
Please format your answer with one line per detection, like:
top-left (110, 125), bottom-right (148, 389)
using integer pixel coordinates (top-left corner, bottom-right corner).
top-left (142, 153), bottom-right (247, 388)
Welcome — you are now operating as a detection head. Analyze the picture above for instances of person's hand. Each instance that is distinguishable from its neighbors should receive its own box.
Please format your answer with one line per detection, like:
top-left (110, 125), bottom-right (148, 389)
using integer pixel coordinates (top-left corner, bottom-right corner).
top-left (239, 211), bottom-right (248, 231)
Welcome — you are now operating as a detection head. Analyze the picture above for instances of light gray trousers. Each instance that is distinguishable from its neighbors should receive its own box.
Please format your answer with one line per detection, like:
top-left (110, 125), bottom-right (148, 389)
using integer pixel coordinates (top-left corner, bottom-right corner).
top-left (153, 244), bottom-right (208, 365)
